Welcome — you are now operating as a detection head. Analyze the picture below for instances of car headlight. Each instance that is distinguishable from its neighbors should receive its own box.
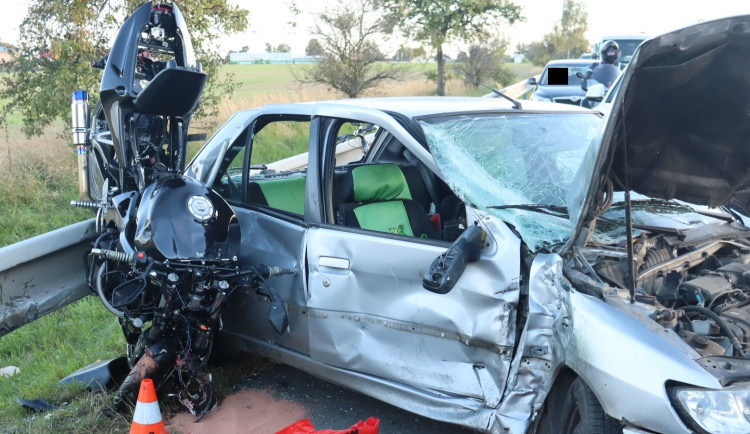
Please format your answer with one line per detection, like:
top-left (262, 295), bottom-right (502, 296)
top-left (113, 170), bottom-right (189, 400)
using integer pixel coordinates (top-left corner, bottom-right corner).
top-left (529, 94), bottom-right (551, 102)
top-left (672, 384), bottom-right (750, 433)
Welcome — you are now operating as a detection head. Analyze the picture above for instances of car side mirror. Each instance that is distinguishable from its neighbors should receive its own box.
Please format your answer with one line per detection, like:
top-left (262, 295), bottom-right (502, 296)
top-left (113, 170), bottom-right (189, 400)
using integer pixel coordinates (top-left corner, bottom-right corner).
top-left (527, 77), bottom-right (537, 86)
top-left (422, 225), bottom-right (483, 294)
top-left (585, 83), bottom-right (607, 102)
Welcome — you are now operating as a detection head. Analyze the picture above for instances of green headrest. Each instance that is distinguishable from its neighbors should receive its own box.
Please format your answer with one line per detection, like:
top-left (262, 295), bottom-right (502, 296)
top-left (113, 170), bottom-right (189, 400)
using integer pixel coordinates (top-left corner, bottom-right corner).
top-left (352, 164), bottom-right (412, 202)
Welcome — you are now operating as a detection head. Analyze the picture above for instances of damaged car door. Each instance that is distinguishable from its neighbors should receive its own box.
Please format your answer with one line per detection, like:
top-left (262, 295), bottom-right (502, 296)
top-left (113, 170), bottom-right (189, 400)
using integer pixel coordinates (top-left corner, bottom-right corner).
top-left (195, 108), bottom-right (314, 353)
top-left (304, 114), bottom-right (521, 425)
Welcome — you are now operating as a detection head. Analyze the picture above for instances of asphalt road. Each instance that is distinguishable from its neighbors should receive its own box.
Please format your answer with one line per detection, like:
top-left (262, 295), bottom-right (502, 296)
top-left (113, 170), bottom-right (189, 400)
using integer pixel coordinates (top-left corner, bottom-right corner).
top-left (236, 361), bottom-right (479, 434)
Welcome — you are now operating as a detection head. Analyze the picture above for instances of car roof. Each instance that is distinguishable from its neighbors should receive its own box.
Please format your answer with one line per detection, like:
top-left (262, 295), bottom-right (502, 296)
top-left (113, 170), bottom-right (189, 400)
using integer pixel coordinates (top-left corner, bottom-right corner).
top-left (600, 35), bottom-right (650, 40)
top-left (544, 59), bottom-right (595, 67)
top-left (253, 96), bottom-right (591, 118)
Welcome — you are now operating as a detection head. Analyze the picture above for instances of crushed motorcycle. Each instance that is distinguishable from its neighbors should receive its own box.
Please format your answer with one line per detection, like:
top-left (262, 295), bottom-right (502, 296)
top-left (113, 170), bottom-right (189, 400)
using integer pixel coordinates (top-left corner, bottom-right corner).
top-left (68, 1), bottom-right (290, 419)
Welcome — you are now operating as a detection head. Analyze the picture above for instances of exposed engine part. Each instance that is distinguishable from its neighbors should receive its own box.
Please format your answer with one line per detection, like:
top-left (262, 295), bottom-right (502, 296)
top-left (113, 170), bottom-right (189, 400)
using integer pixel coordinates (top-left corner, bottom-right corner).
top-left (91, 248), bottom-right (135, 264)
top-left (680, 275), bottom-right (734, 306)
top-left (591, 231), bottom-right (750, 360)
top-left (643, 247), bottom-right (673, 269)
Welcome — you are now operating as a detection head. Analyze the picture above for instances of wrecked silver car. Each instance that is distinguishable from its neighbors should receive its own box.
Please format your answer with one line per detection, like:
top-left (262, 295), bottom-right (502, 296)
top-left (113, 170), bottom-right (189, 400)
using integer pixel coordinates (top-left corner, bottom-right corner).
top-left (179, 14), bottom-right (750, 433)
top-left (178, 15), bottom-right (750, 433)
top-left (3, 10), bottom-right (750, 434)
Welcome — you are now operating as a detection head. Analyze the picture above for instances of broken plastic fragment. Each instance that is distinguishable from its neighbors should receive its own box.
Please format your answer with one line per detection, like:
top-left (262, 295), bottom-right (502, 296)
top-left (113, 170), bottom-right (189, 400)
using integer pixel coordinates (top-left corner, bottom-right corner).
top-left (0, 366), bottom-right (20, 378)
top-left (17, 398), bottom-right (58, 412)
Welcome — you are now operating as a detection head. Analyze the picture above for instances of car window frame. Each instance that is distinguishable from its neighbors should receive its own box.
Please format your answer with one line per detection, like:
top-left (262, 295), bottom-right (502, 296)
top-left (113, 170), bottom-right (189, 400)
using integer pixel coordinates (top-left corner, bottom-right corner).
top-left (211, 114), bottom-right (313, 220)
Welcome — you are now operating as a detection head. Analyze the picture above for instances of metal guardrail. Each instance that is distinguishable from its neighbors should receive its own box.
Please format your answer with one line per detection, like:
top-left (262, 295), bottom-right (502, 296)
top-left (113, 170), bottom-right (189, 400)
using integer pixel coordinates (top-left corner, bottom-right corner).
top-left (482, 75), bottom-right (540, 99)
top-left (0, 219), bottom-right (97, 337)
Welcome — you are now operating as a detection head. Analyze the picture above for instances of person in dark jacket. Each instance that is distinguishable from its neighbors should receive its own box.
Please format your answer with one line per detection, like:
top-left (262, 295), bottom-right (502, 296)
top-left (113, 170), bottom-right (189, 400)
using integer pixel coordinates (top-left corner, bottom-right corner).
top-left (590, 40), bottom-right (621, 88)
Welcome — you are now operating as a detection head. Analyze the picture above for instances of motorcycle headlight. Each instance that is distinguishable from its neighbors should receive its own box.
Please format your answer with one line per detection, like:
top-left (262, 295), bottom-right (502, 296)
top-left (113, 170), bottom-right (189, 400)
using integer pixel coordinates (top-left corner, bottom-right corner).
top-left (529, 94), bottom-right (551, 102)
top-left (672, 384), bottom-right (750, 433)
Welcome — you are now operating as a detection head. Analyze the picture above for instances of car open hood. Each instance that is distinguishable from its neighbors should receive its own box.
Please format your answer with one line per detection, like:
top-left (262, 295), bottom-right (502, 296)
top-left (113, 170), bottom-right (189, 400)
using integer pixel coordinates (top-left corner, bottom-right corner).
top-left (569, 15), bottom-right (750, 249)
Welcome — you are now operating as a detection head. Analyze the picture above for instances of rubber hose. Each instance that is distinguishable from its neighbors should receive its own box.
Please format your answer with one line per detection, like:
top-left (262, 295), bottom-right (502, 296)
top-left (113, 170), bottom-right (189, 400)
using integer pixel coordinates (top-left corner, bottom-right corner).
top-left (682, 305), bottom-right (748, 358)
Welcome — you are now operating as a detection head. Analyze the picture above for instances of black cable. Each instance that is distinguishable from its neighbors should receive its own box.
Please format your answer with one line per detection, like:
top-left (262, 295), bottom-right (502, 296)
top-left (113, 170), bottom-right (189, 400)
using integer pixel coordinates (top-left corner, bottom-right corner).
top-left (682, 305), bottom-right (748, 358)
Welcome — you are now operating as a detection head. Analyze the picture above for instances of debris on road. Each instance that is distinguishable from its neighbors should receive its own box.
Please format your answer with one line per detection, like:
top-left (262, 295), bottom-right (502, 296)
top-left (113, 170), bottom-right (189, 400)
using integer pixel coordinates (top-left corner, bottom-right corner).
top-left (275, 416), bottom-right (380, 434)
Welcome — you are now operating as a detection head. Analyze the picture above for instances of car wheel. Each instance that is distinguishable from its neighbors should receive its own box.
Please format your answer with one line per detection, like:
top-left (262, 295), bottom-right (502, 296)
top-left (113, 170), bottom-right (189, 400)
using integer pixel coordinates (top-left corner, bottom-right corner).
top-left (537, 376), bottom-right (621, 434)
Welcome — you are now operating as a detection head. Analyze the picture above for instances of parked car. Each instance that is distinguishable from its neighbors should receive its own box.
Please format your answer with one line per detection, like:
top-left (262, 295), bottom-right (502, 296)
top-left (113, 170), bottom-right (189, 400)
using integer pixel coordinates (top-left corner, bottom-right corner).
top-left (527, 59), bottom-right (594, 105)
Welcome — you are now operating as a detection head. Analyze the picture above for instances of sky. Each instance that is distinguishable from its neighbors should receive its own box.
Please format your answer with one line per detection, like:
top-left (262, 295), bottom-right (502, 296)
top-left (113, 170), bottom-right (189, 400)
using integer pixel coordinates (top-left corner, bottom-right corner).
top-left (1, 1), bottom-right (749, 56)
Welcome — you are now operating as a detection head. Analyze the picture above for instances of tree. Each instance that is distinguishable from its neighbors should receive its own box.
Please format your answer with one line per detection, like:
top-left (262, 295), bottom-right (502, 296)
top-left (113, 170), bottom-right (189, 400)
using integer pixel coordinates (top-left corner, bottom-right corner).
top-left (550, 0), bottom-right (589, 59)
top-left (524, 38), bottom-right (556, 66)
top-left (265, 42), bottom-right (274, 53)
top-left (0, 0), bottom-right (248, 137)
top-left (522, 0), bottom-right (588, 66)
top-left (376, 0), bottom-right (523, 96)
top-left (393, 45), bottom-right (426, 62)
top-left (295, 1), bottom-right (406, 98)
top-left (456, 38), bottom-right (515, 88)
top-left (275, 43), bottom-right (292, 53)
top-left (305, 38), bottom-right (325, 57)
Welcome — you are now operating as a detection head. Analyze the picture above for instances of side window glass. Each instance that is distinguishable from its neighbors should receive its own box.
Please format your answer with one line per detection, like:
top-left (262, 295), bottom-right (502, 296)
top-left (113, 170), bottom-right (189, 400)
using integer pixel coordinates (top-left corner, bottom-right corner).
top-left (246, 119), bottom-right (311, 215)
top-left (212, 130), bottom-right (247, 202)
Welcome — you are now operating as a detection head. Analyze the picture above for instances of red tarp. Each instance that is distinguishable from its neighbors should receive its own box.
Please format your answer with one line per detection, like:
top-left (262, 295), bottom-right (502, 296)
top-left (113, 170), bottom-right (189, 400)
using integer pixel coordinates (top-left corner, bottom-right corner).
top-left (275, 417), bottom-right (380, 434)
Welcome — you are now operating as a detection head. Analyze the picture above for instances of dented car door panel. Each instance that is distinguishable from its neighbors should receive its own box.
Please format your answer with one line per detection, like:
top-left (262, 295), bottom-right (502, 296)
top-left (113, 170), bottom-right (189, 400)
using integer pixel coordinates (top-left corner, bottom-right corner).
top-left (305, 222), bottom-right (519, 400)
top-left (220, 209), bottom-right (309, 352)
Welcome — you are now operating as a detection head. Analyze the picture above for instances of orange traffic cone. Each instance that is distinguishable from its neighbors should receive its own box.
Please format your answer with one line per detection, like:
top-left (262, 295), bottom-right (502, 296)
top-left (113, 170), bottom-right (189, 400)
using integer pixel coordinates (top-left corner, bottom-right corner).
top-left (130, 378), bottom-right (168, 434)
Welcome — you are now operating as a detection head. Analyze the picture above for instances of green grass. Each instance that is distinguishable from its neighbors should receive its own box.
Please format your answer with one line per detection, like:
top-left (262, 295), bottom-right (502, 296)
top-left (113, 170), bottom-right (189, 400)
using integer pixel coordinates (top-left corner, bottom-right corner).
top-left (506, 62), bottom-right (543, 80)
top-left (220, 64), bottom-right (307, 99)
top-left (0, 129), bottom-right (91, 245)
top-left (0, 298), bottom-right (128, 432)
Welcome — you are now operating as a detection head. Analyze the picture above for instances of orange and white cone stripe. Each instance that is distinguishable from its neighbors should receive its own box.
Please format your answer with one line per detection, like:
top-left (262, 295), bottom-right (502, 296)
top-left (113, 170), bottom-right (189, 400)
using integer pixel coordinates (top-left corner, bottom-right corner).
top-left (130, 378), bottom-right (167, 434)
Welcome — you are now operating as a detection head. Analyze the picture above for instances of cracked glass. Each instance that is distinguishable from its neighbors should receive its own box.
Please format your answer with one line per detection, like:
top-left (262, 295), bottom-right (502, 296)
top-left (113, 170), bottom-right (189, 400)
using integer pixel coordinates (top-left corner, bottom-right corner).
top-left (419, 112), bottom-right (601, 251)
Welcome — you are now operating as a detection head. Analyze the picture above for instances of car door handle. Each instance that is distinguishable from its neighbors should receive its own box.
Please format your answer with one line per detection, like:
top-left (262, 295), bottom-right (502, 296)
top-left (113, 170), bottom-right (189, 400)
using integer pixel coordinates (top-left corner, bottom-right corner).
top-left (318, 256), bottom-right (350, 270)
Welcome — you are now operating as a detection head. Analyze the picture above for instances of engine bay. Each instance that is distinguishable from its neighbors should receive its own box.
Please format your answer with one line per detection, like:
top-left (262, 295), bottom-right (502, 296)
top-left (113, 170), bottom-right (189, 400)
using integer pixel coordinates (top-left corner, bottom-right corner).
top-left (583, 225), bottom-right (750, 360)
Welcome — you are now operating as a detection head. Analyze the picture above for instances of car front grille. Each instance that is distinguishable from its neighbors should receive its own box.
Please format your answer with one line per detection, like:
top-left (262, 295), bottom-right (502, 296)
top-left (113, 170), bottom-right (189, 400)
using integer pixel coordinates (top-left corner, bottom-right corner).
top-left (553, 96), bottom-right (583, 106)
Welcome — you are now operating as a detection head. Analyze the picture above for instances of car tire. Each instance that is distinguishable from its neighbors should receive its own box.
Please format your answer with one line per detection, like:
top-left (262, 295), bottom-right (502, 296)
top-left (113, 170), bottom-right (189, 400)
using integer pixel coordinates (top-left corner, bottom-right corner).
top-left (537, 376), bottom-right (621, 434)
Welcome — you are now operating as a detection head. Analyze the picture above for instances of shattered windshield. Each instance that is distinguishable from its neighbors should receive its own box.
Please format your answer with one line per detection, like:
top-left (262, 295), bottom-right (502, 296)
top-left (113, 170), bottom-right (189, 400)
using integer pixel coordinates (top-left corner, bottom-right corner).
top-left (419, 112), bottom-right (601, 251)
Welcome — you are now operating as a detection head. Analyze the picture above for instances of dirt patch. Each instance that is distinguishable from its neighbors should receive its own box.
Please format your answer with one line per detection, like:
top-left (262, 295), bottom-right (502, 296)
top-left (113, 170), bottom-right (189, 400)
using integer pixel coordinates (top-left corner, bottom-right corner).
top-left (163, 362), bottom-right (476, 434)
top-left (166, 388), bottom-right (306, 434)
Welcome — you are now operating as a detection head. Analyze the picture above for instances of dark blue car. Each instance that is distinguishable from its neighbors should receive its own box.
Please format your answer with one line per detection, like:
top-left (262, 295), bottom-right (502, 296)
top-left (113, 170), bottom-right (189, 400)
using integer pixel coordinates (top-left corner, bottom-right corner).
top-left (527, 59), bottom-right (596, 106)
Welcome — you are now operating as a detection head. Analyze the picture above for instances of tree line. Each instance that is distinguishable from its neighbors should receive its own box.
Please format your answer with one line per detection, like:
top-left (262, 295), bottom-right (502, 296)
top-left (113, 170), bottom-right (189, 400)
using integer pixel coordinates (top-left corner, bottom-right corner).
top-left (0, 0), bottom-right (588, 138)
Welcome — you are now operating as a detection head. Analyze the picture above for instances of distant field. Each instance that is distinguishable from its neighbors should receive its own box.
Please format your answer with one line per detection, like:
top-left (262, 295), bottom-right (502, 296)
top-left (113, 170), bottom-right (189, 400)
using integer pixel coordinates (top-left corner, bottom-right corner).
top-left (221, 61), bottom-right (539, 100)
top-left (221, 62), bottom-right (436, 100)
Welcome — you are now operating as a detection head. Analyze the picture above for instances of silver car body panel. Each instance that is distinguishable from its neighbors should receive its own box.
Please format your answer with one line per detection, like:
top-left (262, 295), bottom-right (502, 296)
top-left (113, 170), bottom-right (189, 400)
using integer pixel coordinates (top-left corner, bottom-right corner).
top-left (566, 289), bottom-right (720, 433)
top-left (492, 253), bottom-right (567, 433)
top-left (303, 208), bottom-right (520, 431)
top-left (220, 206), bottom-right (310, 351)
top-left (490, 252), bottom-right (721, 433)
